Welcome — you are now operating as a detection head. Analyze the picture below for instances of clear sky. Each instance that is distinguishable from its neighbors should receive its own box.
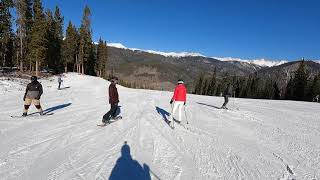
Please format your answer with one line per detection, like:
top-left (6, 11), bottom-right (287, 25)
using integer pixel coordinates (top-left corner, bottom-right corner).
top-left (42, 0), bottom-right (320, 61)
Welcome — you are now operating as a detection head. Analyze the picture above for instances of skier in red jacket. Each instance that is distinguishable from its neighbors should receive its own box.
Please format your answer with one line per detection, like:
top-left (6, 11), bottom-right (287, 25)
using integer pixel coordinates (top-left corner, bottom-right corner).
top-left (169, 79), bottom-right (187, 123)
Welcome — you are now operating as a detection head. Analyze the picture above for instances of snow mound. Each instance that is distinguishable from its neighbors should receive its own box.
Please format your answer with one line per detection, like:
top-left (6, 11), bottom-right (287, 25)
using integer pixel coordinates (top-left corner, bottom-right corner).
top-left (1, 73), bottom-right (319, 179)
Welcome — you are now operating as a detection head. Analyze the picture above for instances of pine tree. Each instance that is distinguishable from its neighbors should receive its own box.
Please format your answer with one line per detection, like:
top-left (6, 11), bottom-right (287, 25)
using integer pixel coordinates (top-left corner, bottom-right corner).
top-left (45, 6), bottom-right (63, 73)
top-left (273, 82), bottom-right (280, 99)
top-left (53, 6), bottom-right (63, 71)
top-left (285, 75), bottom-right (294, 100)
top-left (202, 78), bottom-right (209, 95)
top-left (0, 0), bottom-right (14, 67)
top-left (194, 73), bottom-right (204, 94)
top-left (78, 5), bottom-right (94, 75)
top-left (207, 68), bottom-right (217, 96)
top-left (27, 0), bottom-right (47, 76)
top-left (262, 79), bottom-right (274, 99)
top-left (311, 72), bottom-right (320, 100)
top-left (215, 83), bottom-right (222, 96)
top-left (292, 61), bottom-right (310, 100)
top-left (15, 0), bottom-right (33, 71)
top-left (96, 38), bottom-right (107, 77)
top-left (62, 21), bottom-right (79, 72)
top-left (44, 9), bottom-right (54, 69)
top-left (234, 79), bottom-right (242, 97)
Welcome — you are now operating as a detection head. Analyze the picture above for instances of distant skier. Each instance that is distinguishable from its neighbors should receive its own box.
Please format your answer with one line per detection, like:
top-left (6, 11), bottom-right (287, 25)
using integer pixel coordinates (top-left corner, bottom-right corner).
top-left (58, 75), bottom-right (63, 89)
top-left (169, 79), bottom-right (187, 123)
top-left (315, 94), bottom-right (319, 103)
top-left (102, 77), bottom-right (120, 124)
top-left (22, 76), bottom-right (43, 116)
top-left (221, 83), bottom-right (233, 109)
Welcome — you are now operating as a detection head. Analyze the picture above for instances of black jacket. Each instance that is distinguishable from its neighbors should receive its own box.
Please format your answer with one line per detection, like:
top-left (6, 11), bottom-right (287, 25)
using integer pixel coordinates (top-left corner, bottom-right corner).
top-left (224, 84), bottom-right (233, 96)
top-left (24, 81), bottom-right (43, 100)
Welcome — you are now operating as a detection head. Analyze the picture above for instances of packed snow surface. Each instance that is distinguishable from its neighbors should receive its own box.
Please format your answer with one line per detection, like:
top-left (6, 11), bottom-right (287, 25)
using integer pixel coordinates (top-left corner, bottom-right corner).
top-left (0, 73), bottom-right (319, 180)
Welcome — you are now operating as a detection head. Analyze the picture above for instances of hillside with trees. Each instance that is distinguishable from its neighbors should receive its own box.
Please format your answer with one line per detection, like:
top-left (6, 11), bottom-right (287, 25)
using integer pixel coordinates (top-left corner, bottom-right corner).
top-left (0, 0), bottom-right (320, 102)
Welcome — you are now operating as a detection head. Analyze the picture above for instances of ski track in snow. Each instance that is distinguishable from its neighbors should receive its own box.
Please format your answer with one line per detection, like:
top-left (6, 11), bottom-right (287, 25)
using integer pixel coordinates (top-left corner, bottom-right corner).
top-left (0, 73), bottom-right (320, 180)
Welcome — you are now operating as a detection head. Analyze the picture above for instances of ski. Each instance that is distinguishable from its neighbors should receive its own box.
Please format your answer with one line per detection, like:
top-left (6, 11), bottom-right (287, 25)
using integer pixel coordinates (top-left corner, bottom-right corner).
top-left (167, 121), bottom-right (175, 129)
top-left (10, 113), bottom-right (54, 118)
top-left (160, 117), bottom-right (174, 129)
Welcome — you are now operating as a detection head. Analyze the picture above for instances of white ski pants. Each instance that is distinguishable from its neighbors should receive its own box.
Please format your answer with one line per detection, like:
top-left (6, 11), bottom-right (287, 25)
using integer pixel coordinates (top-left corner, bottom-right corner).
top-left (171, 101), bottom-right (184, 122)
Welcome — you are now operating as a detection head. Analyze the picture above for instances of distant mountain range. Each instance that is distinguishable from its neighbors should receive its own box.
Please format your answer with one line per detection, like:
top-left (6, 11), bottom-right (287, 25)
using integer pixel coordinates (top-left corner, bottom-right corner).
top-left (104, 43), bottom-right (320, 90)
top-left (107, 43), bottom-right (292, 67)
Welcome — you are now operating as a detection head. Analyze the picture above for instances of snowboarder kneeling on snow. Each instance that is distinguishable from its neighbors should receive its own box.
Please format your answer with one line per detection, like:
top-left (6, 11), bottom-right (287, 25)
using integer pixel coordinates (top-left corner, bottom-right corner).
top-left (169, 79), bottom-right (187, 123)
top-left (22, 76), bottom-right (43, 116)
top-left (221, 83), bottom-right (233, 109)
top-left (102, 77), bottom-right (119, 124)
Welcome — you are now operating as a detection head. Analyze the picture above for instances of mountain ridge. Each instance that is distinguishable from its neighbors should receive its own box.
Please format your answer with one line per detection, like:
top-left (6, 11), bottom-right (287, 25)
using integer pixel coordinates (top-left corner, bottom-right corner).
top-left (107, 42), bottom-right (293, 67)
top-left (103, 43), bottom-right (320, 91)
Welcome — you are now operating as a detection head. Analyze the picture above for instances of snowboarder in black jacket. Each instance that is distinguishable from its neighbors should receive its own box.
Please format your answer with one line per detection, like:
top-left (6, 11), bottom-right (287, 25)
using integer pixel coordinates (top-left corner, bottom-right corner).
top-left (221, 83), bottom-right (233, 109)
top-left (23, 76), bottom-right (43, 116)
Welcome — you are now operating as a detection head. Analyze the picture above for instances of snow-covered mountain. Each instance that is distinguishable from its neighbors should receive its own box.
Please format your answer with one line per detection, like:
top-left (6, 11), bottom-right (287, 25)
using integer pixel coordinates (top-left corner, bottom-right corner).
top-left (1, 73), bottom-right (319, 179)
top-left (108, 43), bottom-right (204, 58)
top-left (107, 42), bottom-right (286, 67)
top-left (214, 57), bottom-right (288, 67)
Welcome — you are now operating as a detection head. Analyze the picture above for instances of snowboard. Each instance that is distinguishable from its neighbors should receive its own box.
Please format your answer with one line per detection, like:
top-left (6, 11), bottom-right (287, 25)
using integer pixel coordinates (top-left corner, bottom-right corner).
top-left (11, 113), bottom-right (54, 118)
top-left (97, 116), bottom-right (122, 127)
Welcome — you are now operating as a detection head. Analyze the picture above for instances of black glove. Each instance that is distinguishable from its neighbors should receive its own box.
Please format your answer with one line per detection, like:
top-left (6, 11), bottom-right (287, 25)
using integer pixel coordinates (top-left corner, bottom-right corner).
top-left (170, 100), bottom-right (173, 104)
top-left (184, 102), bottom-right (186, 105)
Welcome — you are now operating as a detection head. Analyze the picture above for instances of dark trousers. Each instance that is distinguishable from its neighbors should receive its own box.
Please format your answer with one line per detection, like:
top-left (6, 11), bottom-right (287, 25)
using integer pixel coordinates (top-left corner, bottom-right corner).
top-left (103, 104), bottom-right (118, 123)
top-left (222, 95), bottom-right (230, 107)
top-left (58, 82), bottom-right (61, 89)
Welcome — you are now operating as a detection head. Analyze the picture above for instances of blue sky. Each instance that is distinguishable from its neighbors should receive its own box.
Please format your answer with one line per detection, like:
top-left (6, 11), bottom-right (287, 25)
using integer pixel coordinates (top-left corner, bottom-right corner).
top-left (42, 0), bottom-right (320, 61)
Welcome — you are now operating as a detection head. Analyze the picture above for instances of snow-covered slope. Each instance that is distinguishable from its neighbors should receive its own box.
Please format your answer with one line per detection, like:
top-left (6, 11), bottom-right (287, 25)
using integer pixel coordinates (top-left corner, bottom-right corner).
top-left (1, 73), bottom-right (319, 180)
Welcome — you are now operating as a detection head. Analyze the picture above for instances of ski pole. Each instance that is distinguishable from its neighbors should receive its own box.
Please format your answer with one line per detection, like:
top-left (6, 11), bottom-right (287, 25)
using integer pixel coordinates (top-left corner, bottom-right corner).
top-left (184, 105), bottom-right (189, 124)
top-left (171, 103), bottom-right (174, 128)
top-left (233, 91), bottom-right (235, 108)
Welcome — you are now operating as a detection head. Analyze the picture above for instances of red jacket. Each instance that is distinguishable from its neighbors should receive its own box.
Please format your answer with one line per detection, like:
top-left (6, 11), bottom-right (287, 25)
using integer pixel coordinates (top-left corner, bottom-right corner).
top-left (172, 84), bottom-right (187, 102)
top-left (109, 83), bottom-right (119, 104)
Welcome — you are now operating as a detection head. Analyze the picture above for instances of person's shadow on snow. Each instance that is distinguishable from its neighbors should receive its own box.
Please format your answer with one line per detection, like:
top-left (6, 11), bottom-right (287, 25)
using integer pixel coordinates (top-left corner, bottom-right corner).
top-left (109, 141), bottom-right (151, 180)
top-left (197, 102), bottom-right (221, 109)
top-left (43, 103), bottom-right (72, 114)
top-left (155, 106), bottom-right (170, 124)
top-left (58, 86), bottom-right (71, 90)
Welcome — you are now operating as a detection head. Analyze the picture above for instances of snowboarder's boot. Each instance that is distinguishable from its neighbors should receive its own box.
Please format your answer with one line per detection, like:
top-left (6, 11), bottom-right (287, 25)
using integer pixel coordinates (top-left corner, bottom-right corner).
top-left (221, 106), bottom-right (228, 109)
top-left (39, 111), bottom-right (44, 116)
top-left (22, 112), bottom-right (27, 117)
top-left (102, 118), bottom-right (110, 124)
